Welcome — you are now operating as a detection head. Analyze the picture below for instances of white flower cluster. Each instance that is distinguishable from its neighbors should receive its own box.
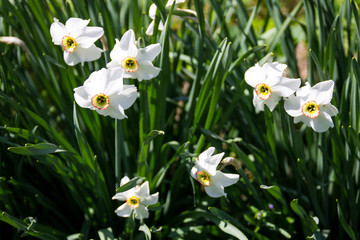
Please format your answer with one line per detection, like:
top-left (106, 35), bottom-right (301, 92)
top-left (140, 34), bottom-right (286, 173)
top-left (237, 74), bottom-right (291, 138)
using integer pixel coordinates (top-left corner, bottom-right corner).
top-left (50, 18), bottom-right (162, 120)
top-left (244, 62), bottom-right (338, 133)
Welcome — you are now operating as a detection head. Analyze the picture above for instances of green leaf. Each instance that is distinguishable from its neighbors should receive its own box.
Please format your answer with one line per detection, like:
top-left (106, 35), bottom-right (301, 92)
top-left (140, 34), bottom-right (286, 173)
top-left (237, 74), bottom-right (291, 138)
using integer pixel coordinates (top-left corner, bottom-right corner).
top-left (98, 227), bottom-right (114, 240)
top-left (144, 130), bottom-right (165, 145)
top-left (290, 199), bottom-right (307, 219)
top-left (115, 177), bottom-right (144, 193)
top-left (139, 223), bottom-right (152, 240)
top-left (260, 185), bottom-right (286, 206)
top-left (8, 143), bottom-right (66, 156)
top-left (208, 207), bottom-right (248, 240)
top-left (337, 200), bottom-right (357, 240)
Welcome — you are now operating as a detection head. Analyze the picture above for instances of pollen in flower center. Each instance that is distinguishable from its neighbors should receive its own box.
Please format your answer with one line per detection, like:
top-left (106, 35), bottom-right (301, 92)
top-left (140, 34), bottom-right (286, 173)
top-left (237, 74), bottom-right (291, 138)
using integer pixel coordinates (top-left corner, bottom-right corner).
top-left (255, 83), bottom-right (271, 100)
top-left (126, 196), bottom-right (140, 209)
top-left (121, 57), bottom-right (139, 72)
top-left (91, 93), bottom-right (110, 110)
top-left (196, 171), bottom-right (211, 187)
top-left (61, 36), bottom-right (77, 53)
top-left (302, 101), bottom-right (320, 118)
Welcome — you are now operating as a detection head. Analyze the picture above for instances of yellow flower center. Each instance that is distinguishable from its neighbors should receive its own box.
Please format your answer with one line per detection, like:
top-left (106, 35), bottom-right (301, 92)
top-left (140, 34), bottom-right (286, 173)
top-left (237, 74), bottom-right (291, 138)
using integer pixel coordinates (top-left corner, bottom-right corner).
top-left (255, 83), bottom-right (271, 100)
top-left (196, 171), bottom-right (211, 187)
top-left (61, 36), bottom-right (77, 53)
top-left (302, 101), bottom-right (320, 118)
top-left (91, 93), bottom-right (109, 110)
top-left (121, 57), bottom-right (139, 72)
top-left (126, 196), bottom-right (140, 209)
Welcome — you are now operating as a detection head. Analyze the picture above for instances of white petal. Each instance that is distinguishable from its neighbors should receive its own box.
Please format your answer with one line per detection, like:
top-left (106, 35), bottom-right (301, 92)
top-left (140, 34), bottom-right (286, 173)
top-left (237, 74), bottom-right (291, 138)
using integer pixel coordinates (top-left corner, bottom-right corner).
top-left (198, 147), bottom-right (215, 161)
top-left (244, 64), bottom-right (266, 87)
top-left (146, 21), bottom-right (155, 36)
top-left (321, 104), bottom-right (338, 116)
top-left (142, 192), bottom-right (159, 206)
top-left (312, 80), bottom-right (335, 105)
top-left (115, 203), bottom-right (132, 217)
top-left (264, 93), bottom-right (281, 112)
top-left (149, 4), bottom-right (157, 19)
top-left (117, 30), bottom-right (138, 57)
top-left (135, 181), bottom-right (150, 200)
top-left (65, 18), bottom-right (90, 38)
top-left (109, 85), bottom-right (138, 110)
top-left (112, 186), bottom-right (136, 201)
top-left (103, 68), bottom-right (124, 95)
top-left (120, 176), bottom-right (130, 186)
top-left (132, 61), bottom-right (161, 81)
top-left (106, 60), bottom-right (121, 68)
top-left (74, 45), bottom-right (103, 65)
top-left (205, 184), bottom-right (226, 198)
top-left (136, 43), bottom-right (161, 62)
top-left (296, 82), bottom-right (312, 98)
top-left (98, 105), bottom-right (127, 120)
top-left (212, 171), bottom-right (239, 187)
top-left (309, 111), bottom-right (334, 132)
top-left (63, 51), bottom-right (81, 66)
top-left (271, 77), bottom-right (301, 97)
top-left (197, 152), bottom-right (224, 176)
top-left (50, 18), bottom-right (67, 45)
top-left (134, 205), bottom-right (149, 220)
top-left (284, 95), bottom-right (303, 117)
top-left (252, 94), bottom-right (265, 111)
top-left (190, 166), bottom-right (198, 180)
top-left (166, 0), bottom-right (185, 7)
top-left (262, 62), bottom-right (287, 77)
top-left (76, 26), bottom-right (104, 48)
top-left (73, 86), bottom-right (92, 109)
top-left (84, 68), bottom-right (108, 94)
top-left (108, 39), bottom-right (127, 63)
top-left (294, 114), bottom-right (309, 124)
top-left (158, 21), bottom-right (164, 31)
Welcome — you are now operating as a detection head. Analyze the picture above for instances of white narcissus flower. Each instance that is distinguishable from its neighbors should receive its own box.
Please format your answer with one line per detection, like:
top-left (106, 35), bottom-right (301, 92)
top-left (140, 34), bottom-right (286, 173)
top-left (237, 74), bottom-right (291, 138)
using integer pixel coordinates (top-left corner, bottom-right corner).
top-left (107, 29), bottom-right (161, 81)
top-left (112, 177), bottom-right (159, 220)
top-left (190, 147), bottom-right (239, 198)
top-left (284, 80), bottom-right (338, 133)
top-left (73, 68), bottom-right (137, 119)
top-left (146, 0), bottom-right (185, 36)
top-left (50, 18), bottom-right (104, 66)
top-left (244, 62), bottom-right (301, 111)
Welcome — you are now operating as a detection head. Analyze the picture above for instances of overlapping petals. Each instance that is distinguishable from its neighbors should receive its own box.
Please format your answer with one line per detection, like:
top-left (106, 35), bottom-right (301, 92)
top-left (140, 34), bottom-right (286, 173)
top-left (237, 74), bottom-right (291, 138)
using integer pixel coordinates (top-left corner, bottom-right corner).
top-left (190, 147), bottom-right (239, 198)
top-left (50, 17), bottom-right (104, 66)
top-left (73, 68), bottom-right (137, 119)
top-left (112, 177), bottom-right (159, 220)
top-left (244, 62), bottom-right (301, 111)
top-left (107, 29), bottom-right (161, 81)
top-left (284, 80), bottom-right (338, 132)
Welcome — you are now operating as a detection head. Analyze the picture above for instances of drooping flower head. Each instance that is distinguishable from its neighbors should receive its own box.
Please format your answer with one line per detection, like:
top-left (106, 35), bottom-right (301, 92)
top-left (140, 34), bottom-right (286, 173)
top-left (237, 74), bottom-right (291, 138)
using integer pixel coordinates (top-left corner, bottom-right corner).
top-left (190, 147), bottom-right (239, 198)
top-left (50, 18), bottom-right (104, 66)
top-left (74, 68), bottom-right (137, 119)
top-left (146, 0), bottom-right (185, 36)
top-left (284, 80), bottom-right (338, 132)
top-left (107, 30), bottom-right (161, 81)
top-left (244, 62), bottom-right (301, 111)
top-left (112, 176), bottom-right (159, 220)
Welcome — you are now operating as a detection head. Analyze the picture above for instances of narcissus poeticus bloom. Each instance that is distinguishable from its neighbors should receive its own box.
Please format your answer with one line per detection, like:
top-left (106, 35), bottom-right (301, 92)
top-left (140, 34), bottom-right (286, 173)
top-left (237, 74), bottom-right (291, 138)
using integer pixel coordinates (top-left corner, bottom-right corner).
top-left (284, 80), bottom-right (338, 132)
top-left (190, 147), bottom-right (239, 198)
top-left (244, 62), bottom-right (301, 111)
top-left (73, 68), bottom-right (137, 119)
top-left (107, 29), bottom-right (161, 81)
top-left (112, 177), bottom-right (159, 220)
top-left (50, 18), bottom-right (104, 66)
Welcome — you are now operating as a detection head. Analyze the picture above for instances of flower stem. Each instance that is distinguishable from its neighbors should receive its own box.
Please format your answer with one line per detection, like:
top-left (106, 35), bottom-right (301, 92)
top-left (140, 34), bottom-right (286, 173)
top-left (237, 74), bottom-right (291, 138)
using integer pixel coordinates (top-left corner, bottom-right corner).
top-left (115, 119), bottom-right (121, 189)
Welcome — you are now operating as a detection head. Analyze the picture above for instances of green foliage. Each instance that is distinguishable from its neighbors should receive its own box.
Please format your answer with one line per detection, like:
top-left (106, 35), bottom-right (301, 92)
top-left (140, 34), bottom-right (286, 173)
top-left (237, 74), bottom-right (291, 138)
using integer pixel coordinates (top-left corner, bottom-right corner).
top-left (1, 0), bottom-right (360, 239)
